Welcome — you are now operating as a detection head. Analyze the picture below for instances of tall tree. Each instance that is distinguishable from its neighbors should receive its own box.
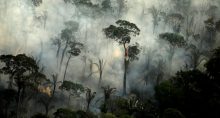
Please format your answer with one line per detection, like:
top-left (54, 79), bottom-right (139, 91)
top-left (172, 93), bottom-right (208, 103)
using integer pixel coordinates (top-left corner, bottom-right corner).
top-left (148, 6), bottom-right (161, 33)
top-left (159, 32), bottom-right (186, 73)
top-left (0, 54), bottom-right (47, 118)
top-left (63, 41), bottom-right (83, 81)
top-left (88, 58), bottom-right (106, 87)
top-left (101, 85), bottom-right (116, 113)
top-left (38, 74), bottom-right (61, 116)
top-left (60, 21), bottom-right (79, 70)
top-left (103, 20), bottom-right (140, 95)
top-left (85, 88), bottom-right (96, 112)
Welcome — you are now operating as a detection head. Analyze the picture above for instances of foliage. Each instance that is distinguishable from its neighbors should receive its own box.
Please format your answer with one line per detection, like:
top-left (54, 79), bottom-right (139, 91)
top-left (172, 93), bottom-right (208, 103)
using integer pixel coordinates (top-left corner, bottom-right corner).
top-left (103, 20), bottom-right (140, 44)
top-left (205, 47), bottom-right (220, 79)
top-left (59, 81), bottom-right (84, 95)
top-left (155, 67), bottom-right (220, 118)
top-left (31, 113), bottom-right (49, 118)
top-left (101, 113), bottom-right (117, 118)
top-left (64, 0), bottom-right (98, 8)
top-left (0, 54), bottom-right (47, 89)
top-left (54, 108), bottom-right (96, 118)
top-left (216, 20), bottom-right (220, 32)
top-left (0, 89), bottom-right (17, 117)
top-left (159, 33), bottom-right (186, 47)
top-left (32, 0), bottom-right (42, 7)
top-left (128, 43), bottom-right (141, 61)
top-left (162, 108), bottom-right (185, 118)
top-left (68, 41), bottom-right (84, 56)
top-left (53, 108), bottom-right (76, 118)
top-left (85, 88), bottom-right (96, 111)
top-left (100, 86), bottom-right (116, 113)
top-left (102, 0), bottom-right (112, 11)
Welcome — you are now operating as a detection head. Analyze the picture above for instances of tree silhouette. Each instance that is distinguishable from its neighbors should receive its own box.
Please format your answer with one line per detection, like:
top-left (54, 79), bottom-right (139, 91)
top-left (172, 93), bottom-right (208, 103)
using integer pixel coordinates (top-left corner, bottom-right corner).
top-left (88, 58), bottom-right (106, 87)
top-left (37, 74), bottom-right (61, 116)
top-left (159, 32), bottom-right (186, 73)
top-left (59, 81), bottom-right (84, 104)
top-left (167, 13), bottom-right (184, 33)
top-left (0, 89), bottom-right (17, 118)
top-left (101, 85), bottom-right (116, 113)
top-left (205, 47), bottom-right (220, 79)
top-left (149, 6), bottom-right (161, 33)
top-left (58, 21), bottom-right (79, 71)
top-left (63, 41), bottom-right (83, 81)
top-left (32, 0), bottom-right (42, 7)
top-left (103, 20), bottom-right (140, 95)
top-left (0, 54), bottom-right (47, 118)
top-left (85, 88), bottom-right (96, 112)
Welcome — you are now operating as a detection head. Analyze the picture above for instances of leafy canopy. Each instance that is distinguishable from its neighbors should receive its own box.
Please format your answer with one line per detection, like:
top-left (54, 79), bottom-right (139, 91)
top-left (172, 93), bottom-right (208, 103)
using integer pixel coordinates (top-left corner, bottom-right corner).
top-left (103, 20), bottom-right (140, 44)
top-left (159, 33), bottom-right (186, 47)
top-left (60, 80), bottom-right (84, 93)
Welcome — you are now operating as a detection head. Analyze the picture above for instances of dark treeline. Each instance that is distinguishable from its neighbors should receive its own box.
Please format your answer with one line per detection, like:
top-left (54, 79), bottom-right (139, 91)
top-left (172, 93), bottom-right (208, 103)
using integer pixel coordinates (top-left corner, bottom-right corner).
top-left (0, 47), bottom-right (220, 118)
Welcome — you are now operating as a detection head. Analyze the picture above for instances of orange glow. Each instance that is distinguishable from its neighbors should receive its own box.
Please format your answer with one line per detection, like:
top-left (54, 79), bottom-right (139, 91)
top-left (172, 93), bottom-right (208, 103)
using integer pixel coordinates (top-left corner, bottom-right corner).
top-left (38, 85), bottom-right (52, 97)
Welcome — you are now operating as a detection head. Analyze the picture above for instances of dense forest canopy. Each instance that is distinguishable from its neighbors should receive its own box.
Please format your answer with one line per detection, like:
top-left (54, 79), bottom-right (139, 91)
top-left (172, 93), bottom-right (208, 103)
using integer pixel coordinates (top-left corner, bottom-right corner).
top-left (0, 0), bottom-right (220, 118)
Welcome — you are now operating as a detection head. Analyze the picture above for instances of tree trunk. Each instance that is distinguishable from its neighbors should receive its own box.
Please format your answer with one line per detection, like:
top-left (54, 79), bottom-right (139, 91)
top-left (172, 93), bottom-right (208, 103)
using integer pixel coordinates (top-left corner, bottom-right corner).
top-left (123, 44), bottom-right (128, 96)
top-left (60, 41), bottom-right (68, 71)
top-left (98, 59), bottom-right (103, 87)
top-left (86, 101), bottom-right (90, 112)
top-left (16, 88), bottom-right (21, 118)
top-left (63, 55), bottom-right (71, 81)
top-left (45, 104), bottom-right (49, 116)
top-left (98, 70), bottom-right (103, 87)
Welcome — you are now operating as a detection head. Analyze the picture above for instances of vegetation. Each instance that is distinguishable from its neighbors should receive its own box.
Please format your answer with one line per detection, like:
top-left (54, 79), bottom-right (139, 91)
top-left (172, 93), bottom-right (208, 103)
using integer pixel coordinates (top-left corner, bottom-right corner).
top-left (1, 0), bottom-right (220, 118)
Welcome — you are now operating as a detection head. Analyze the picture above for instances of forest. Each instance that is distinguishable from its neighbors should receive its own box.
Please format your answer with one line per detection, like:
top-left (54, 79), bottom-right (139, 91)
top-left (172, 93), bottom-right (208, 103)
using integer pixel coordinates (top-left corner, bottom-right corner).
top-left (0, 0), bottom-right (220, 118)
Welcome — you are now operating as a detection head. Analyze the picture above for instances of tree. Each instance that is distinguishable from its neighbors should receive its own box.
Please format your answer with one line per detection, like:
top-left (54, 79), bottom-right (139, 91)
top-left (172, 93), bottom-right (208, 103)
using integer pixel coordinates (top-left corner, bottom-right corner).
top-left (167, 13), bottom-right (184, 33)
top-left (53, 108), bottom-right (76, 118)
top-left (159, 32), bottom-right (186, 73)
top-left (185, 44), bottom-right (206, 69)
top-left (216, 20), bottom-right (220, 32)
top-left (32, 0), bottom-right (42, 7)
top-left (204, 47), bottom-right (220, 118)
top-left (85, 88), bottom-right (96, 112)
top-left (149, 6), bottom-right (161, 33)
top-left (59, 81), bottom-right (84, 104)
top-left (54, 108), bottom-right (94, 118)
top-left (52, 21), bottom-right (79, 70)
top-left (31, 113), bottom-right (49, 118)
top-left (204, 17), bottom-right (217, 48)
top-left (37, 74), bottom-right (61, 116)
top-left (205, 47), bottom-right (220, 79)
top-left (103, 20), bottom-right (140, 95)
top-left (59, 21), bottom-right (79, 70)
top-left (116, 0), bottom-right (127, 17)
top-left (0, 54), bottom-right (47, 118)
top-left (101, 85), bottom-right (116, 113)
top-left (102, 0), bottom-right (112, 11)
top-left (63, 41), bottom-right (83, 81)
top-left (52, 37), bottom-right (62, 59)
top-left (88, 58), bottom-right (106, 87)
top-left (0, 89), bottom-right (17, 118)
top-left (155, 69), bottom-right (219, 118)
top-left (162, 108), bottom-right (185, 118)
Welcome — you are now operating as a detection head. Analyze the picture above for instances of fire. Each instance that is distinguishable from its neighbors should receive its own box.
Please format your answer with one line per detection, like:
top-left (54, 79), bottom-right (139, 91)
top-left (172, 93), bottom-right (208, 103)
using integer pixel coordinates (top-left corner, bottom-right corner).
top-left (38, 85), bottom-right (52, 97)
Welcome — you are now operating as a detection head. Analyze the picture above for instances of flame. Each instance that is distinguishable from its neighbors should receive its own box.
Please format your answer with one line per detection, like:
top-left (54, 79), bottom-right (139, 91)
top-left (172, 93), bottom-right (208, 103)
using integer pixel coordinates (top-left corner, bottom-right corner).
top-left (38, 85), bottom-right (52, 97)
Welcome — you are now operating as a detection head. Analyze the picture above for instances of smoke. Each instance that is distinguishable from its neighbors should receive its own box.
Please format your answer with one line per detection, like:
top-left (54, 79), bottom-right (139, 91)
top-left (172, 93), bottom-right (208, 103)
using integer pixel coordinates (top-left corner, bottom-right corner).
top-left (0, 0), bottom-right (220, 114)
